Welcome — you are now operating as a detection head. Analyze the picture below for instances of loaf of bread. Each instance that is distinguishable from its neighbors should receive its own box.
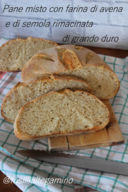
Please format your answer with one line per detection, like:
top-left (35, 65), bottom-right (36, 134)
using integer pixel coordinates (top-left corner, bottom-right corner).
top-left (14, 89), bottom-right (110, 140)
top-left (22, 45), bottom-right (120, 100)
top-left (1, 75), bottom-right (91, 123)
top-left (0, 37), bottom-right (57, 71)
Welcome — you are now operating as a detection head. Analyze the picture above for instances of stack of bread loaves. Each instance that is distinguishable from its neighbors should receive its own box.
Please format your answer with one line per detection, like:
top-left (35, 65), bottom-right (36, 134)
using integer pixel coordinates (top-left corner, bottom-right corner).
top-left (0, 37), bottom-right (120, 140)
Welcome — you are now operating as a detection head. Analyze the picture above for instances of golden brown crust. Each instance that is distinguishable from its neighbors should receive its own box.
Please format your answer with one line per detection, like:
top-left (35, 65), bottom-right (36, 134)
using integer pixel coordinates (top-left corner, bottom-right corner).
top-left (14, 89), bottom-right (110, 141)
top-left (21, 45), bottom-right (120, 100)
top-left (14, 124), bottom-right (108, 141)
top-left (57, 48), bottom-right (82, 70)
top-left (61, 45), bottom-right (111, 68)
top-left (61, 46), bottom-right (120, 99)
top-left (0, 37), bottom-right (58, 72)
top-left (22, 45), bottom-right (103, 82)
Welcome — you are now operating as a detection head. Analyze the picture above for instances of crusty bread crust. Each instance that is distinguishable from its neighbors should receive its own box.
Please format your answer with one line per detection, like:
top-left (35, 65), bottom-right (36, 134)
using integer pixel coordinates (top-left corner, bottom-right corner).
top-left (0, 37), bottom-right (58, 72)
top-left (21, 45), bottom-right (120, 99)
top-left (61, 45), bottom-right (112, 70)
top-left (14, 89), bottom-right (110, 141)
top-left (1, 75), bottom-right (92, 123)
top-left (22, 45), bottom-right (113, 77)
top-left (14, 124), bottom-right (109, 141)
top-left (22, 45), bottom-right (101, 82)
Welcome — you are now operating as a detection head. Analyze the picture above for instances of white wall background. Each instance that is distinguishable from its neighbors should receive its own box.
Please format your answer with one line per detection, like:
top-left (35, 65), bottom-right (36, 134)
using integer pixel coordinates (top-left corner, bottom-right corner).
top-left (0, 0), bottom-right (128, 50)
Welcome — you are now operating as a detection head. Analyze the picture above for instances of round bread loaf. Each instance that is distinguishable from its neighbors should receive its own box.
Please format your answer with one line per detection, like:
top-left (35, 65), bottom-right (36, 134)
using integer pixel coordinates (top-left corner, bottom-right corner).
top-left (22, 45), bottom-right (120, 99)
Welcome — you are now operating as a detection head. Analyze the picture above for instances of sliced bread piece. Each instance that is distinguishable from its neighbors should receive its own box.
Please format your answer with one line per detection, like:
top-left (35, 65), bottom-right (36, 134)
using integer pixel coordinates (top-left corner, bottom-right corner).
top-left (0, 37), bottom-right (57, 72)
top-left (1, 75), bottom-right (91, 123)
top-left (14, 89), bottom-right (110, 140)
top-left (22, 45), bottom-right (120, 99)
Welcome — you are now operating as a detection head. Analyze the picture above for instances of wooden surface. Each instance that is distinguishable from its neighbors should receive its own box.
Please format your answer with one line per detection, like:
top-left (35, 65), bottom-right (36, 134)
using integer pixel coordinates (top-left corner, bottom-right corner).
top-left (0, 47), bottom-right (128, 192)
top-left (49, 101), bottom-right (124, 151)
top-left (87, 46), bottom-right (128, 58)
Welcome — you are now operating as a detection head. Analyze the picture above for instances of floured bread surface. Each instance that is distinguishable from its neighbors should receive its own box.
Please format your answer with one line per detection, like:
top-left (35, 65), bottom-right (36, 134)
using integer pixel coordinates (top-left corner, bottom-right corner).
top-left (22, 45), bottom-right (120, 99)
top-left (0, 37), bottom-right (57, 71)
top-left (1, 75), bottom-right (91, 123)
top-left (21, 47), bottom-right (82, 83)
top-left (14, 89), bottom-right (110, 140)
